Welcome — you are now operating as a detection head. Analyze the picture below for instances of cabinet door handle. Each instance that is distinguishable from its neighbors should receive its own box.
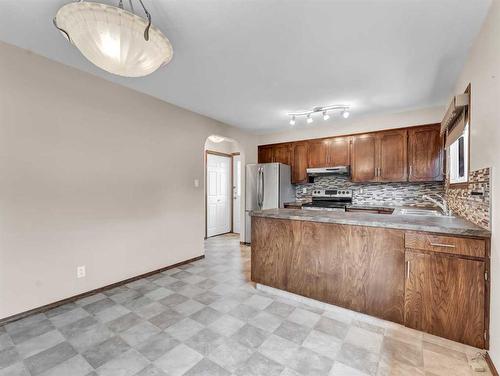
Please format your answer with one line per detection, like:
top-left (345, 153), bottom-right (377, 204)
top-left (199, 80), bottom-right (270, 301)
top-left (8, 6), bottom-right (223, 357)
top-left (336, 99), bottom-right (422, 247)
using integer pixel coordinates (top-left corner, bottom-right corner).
top-left (406, 260), bottom-right (410, 279)
top-left (409, 165), bottom-right (412, 176)
top-left (430, 243), bottom-right (456, 248)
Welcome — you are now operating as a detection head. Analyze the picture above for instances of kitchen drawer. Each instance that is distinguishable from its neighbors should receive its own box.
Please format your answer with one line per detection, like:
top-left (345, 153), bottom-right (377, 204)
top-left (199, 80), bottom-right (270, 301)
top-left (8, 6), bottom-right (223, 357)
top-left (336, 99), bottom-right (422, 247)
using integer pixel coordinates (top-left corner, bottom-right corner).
top-left (405, 232), bottom-right (485, 258)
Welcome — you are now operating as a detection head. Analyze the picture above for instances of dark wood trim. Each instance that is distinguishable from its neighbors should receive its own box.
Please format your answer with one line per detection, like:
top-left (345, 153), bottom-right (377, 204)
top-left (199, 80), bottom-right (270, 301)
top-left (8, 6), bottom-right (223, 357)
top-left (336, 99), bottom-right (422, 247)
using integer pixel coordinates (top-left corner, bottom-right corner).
top-left (206, 150), bottom-right (233, 157)
top-left (485, 237), bottom-right (491, 349)
top-left (448, 83), bottom-right (471, 189)
top-left (486, 353), bottom-right (499, 376)
top-left (0, 255), bottom-right (205, 327)
top-left (257, 122), bottom-right (440, 148)
top-left (448, 182), bottom-right (469, 190)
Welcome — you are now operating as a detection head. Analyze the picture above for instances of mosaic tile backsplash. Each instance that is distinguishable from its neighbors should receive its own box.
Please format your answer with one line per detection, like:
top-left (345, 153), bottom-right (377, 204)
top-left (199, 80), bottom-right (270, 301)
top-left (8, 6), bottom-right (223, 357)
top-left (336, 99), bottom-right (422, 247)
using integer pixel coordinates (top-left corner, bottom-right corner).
top-left (445, 167), bottom-right (491, 230)
top-left (295, 175), bottom-right (445, 207)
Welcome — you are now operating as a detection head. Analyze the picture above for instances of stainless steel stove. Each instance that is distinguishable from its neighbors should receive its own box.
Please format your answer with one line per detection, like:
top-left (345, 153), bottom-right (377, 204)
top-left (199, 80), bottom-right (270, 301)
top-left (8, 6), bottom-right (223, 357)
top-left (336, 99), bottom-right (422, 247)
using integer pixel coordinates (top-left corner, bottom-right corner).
top-left (302, 189), bottom-right (353, 212)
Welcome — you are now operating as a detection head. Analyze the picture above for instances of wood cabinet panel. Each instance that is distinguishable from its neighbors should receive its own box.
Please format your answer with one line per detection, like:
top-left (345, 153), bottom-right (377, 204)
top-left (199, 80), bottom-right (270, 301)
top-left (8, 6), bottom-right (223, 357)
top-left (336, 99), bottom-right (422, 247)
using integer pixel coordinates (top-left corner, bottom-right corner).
top-left (405, 232), bottom-right (485, 258)
top-left (252, 218), bottom-right (405, 323)
top-left (408, 125), bottom-right (444, 182)
top-left (258, 146), bottom-right (273, 163)
top-left (250, 217), bottom-right (293, 290)
top-left (307, 139), bottom-right (330, 168)
top-left (404, 250), bottom-right (485, 348)
top-left (351, 134), bottom-right (378, 182)
top-left (291, 142), bottom-right (309, 184)
top-left (327, 137), bottom-right (350, 166)
top-left (258, 123), bottom-right (445, 184)
top-left (273, 144), bottom-right (291, 165)
top-left (379, 130), bottom-right (408, 182)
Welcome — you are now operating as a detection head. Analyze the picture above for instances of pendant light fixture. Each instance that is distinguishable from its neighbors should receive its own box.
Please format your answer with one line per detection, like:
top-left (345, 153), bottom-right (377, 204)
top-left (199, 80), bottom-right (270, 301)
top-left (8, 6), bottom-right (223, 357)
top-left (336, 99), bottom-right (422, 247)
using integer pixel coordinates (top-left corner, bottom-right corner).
top-left (53, 0), bottom-right (173, 77)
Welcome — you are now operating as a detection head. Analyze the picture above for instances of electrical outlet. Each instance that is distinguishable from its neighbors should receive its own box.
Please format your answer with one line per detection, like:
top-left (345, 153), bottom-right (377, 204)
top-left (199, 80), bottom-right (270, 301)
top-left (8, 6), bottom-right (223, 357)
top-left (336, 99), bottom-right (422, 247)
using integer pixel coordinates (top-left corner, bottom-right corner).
top-left (77, 265), bottom-right (86, 279)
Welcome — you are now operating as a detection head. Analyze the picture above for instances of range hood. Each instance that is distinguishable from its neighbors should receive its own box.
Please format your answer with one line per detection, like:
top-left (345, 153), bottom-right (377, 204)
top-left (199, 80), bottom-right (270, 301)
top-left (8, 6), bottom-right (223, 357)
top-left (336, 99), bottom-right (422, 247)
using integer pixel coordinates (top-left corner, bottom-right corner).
top-left (306, 166), bottom-right (350, 176)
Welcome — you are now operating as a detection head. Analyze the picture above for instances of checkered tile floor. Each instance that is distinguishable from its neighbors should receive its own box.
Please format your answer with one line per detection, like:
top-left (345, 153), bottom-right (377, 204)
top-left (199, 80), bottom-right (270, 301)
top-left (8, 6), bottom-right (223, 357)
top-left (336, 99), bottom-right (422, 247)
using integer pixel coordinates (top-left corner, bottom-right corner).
top-left (0, 234), bottom-right (488, 376)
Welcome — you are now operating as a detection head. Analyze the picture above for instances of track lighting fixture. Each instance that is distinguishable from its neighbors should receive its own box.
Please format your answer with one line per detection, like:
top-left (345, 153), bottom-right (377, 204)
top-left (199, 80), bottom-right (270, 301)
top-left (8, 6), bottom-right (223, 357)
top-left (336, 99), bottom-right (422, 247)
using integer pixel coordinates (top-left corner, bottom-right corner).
top-left (287, 105), bottom-right (350, 126)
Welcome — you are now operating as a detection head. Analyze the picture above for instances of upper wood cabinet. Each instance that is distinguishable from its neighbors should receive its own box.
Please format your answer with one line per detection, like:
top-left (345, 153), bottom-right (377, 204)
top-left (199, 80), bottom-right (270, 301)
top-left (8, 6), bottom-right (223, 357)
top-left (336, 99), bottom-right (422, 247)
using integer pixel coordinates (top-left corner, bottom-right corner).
top-left (257, 144), bottom-right (291, 165)
top-left (351, 134), bottom-right (378, 182)
top-left (351, 130), bottom-right (407, 183)
top-left (404, 250), bottom-right (485, 348)
top-left (273, 144), bottom-right (291, 165)
top-left (258, 123), bottom-right (444, 185)
top-left (307, 139), bottom-right (330, 168)
top-left (378, 130), bottom-right (408, 182)
top-left (258, 146), bottom-right (274, 164)
top-left (291, 142), bottom-right (309, 184)
top-left (408, 124), bottom-right (444, 182)
top-left (327, 137), bottom-right (350, 166)
top-left (307, 137), bottom-right (350, 168)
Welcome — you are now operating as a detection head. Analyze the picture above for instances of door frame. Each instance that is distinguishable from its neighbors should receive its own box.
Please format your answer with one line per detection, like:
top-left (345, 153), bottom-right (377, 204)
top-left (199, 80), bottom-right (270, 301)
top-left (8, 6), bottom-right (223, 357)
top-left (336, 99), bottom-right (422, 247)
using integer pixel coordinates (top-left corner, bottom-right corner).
top-left (205, 150), bottom-right (234, 239)
top-left (231, 152), bottom-right (241, 234)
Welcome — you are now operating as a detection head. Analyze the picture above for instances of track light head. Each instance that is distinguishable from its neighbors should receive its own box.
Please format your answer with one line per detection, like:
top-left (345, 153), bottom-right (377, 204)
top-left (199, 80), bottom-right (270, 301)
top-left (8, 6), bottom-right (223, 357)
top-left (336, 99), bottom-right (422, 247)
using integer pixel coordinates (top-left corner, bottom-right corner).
top-left (306, 114), bottom-right (313, 124)
top-left (289, 115), bottom-right (296, 126)
top-left (341, 109), bottom-right (350, 119)
top-left (322, 111), bottom-right (330, 121)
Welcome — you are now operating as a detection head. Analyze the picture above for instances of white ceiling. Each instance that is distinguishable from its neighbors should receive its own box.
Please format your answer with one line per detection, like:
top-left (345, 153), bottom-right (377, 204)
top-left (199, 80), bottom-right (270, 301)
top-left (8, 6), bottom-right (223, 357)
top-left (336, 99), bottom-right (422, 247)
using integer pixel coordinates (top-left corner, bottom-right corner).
top-left (0, 0), bottom-right (491, 133)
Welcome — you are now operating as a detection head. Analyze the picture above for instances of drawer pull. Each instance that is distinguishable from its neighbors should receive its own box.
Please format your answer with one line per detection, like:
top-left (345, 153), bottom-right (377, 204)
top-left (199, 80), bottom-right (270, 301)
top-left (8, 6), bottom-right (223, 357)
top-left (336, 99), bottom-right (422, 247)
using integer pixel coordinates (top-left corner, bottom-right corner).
top-left (430, 243), bottom-right (456, 248)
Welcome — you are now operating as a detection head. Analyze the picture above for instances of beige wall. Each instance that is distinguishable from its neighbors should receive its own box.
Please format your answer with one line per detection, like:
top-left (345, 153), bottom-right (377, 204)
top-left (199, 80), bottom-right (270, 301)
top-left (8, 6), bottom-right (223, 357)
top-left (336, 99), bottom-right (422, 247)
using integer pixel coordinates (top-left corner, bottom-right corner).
top-left (453, 0), bottom-right (499, 363)
top-left (0, 42), bottom-right (257, 320)
top-left (257, 106), bottom-right (444, 145)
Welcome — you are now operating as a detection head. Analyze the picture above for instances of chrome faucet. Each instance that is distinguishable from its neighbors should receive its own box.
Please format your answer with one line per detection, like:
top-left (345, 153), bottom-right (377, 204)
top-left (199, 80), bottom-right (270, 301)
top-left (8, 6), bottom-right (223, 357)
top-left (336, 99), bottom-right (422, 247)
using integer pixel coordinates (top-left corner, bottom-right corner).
top-left (422, 194), bottom-right (453, 216)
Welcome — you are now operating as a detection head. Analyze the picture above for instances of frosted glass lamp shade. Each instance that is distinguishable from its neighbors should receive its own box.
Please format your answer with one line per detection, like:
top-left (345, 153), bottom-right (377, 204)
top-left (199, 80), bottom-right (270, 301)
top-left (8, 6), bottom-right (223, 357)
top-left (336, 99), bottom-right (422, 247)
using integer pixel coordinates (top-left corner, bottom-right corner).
top-left (55, 2), bottom-right (173, 77)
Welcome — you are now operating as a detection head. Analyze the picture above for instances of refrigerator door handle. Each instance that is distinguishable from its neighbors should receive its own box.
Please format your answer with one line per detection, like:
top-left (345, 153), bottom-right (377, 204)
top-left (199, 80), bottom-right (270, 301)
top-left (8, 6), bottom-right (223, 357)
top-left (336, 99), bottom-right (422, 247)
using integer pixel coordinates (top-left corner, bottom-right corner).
top-left (257, 167), bottom-right (263, 209)
top-left (260, 167), bottom-right (265, 208)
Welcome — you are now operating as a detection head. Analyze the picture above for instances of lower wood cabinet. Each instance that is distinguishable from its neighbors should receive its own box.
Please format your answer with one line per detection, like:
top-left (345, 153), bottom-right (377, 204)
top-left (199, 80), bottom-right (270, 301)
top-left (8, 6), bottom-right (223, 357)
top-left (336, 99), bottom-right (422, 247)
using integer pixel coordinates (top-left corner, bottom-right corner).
top-left (252, 217), bottom-right (405, 324)
top-left (251, 216), bottom-right (490, 349)
top-left (404, 250), bottom-right (486, 348)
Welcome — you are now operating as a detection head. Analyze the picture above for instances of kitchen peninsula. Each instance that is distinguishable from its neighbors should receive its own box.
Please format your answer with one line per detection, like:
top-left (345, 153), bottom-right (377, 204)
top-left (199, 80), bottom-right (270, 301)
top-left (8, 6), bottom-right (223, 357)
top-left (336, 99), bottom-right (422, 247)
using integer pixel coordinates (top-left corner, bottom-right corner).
top-left (250, 208), bottom-right (491, 349)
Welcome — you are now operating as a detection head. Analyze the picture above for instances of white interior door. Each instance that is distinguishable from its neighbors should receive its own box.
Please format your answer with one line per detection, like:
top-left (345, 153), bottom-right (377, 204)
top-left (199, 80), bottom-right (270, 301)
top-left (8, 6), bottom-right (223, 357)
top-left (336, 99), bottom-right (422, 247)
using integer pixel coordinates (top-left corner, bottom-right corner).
top-left (207, 153), bottom-right (231, 237)
top-left (232, 155), bottom-right (241, 234)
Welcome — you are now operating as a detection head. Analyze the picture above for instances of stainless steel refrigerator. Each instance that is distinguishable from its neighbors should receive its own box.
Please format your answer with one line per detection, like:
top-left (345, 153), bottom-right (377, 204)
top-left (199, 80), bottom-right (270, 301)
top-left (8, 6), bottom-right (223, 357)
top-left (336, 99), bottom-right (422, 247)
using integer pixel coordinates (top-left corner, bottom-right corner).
top-left (244, 163), bottom-right (295, 243)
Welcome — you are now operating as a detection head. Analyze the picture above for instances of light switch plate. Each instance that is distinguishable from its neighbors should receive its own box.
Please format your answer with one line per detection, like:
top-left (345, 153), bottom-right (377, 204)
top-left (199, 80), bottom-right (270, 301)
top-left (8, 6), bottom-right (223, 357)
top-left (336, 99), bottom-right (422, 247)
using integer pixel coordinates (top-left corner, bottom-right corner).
top-left (194, 179), bottom-right (200, 188)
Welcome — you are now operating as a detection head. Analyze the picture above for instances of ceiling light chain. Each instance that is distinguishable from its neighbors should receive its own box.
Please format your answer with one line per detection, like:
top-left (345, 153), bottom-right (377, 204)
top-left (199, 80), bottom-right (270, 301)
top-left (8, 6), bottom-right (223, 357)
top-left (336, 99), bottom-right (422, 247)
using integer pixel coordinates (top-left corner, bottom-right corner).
top-left (288, 105), bottom-right (350, 126)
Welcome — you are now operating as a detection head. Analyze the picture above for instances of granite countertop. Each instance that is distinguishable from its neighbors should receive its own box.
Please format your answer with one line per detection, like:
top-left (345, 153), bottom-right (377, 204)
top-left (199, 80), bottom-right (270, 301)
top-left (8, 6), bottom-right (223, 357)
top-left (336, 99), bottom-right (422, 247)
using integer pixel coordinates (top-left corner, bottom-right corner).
top-left (251, 208), bottom-right (491, 238)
